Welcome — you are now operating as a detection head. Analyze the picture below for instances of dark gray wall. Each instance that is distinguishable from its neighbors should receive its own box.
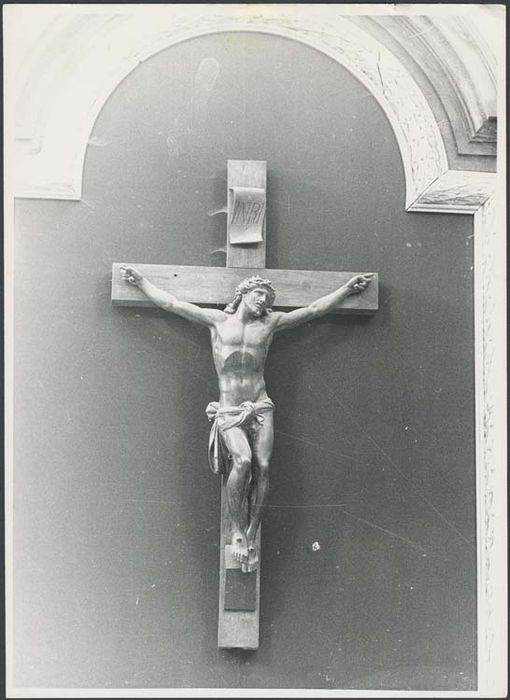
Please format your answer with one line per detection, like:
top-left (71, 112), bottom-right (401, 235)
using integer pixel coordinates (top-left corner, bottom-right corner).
top-left (13, 33), bottom-right (476, 690)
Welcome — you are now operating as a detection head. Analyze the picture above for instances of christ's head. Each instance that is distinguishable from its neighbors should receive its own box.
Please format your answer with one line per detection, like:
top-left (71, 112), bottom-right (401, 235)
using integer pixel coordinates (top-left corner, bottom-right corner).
top-left (224, 275), bottom-right (276, 317)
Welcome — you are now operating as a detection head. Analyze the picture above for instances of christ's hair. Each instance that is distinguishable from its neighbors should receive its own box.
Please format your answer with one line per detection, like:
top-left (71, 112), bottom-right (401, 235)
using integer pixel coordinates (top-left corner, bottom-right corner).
top-left (224, 275), bottom-right (276, 315)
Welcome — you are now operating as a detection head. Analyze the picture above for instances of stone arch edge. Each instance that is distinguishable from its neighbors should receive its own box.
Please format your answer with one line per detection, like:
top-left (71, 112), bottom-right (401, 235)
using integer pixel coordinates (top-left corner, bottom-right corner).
top-left (10, 10), bottom-right (455, 208)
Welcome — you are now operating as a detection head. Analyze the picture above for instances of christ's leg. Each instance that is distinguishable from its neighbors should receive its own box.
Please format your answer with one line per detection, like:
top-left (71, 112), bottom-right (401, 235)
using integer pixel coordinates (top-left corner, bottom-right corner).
top-left (245, 412), bottom-right (274, 572)
top-left (221, 426), bottom-right (252, 565)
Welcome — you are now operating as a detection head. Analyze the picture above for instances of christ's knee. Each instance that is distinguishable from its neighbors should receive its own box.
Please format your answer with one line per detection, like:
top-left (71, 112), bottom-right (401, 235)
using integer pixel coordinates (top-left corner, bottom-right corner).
top-left (256, 459), bottom-right (270, 480)
top-left (230, 455), bottom-right (251, 481)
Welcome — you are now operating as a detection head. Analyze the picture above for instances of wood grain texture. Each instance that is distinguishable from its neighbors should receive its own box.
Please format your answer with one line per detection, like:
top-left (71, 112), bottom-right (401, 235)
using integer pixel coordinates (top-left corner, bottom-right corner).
top-left (111, 263), bottom-right (379, 313)
top-left (218, 479), bottom-right (260, 649)
top-left (227, 160), bottom-right (267, 268)
top-left (218, 193), bottom-right (264, 649)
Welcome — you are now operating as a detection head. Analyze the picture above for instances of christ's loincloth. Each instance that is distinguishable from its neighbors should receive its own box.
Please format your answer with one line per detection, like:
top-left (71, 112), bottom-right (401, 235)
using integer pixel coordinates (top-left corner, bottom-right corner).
top-left (205, 398), bottom-right (275, 475)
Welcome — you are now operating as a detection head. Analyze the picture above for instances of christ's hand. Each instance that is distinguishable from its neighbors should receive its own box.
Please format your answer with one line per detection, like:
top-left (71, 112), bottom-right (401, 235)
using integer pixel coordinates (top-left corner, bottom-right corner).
top-left (120, 264), bottom-right (144, 287)
top-left (345, 273), bottom-right (373, 295)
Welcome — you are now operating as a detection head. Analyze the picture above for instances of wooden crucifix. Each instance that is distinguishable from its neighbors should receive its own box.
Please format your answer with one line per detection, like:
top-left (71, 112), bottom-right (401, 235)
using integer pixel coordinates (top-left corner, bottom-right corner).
top-left (112, 160), bottom-right (378, 650)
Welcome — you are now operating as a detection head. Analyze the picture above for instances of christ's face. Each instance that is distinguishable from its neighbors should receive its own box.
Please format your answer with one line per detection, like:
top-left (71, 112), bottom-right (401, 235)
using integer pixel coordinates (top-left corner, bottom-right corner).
top-left (243, 287), bottom-right (271, 317)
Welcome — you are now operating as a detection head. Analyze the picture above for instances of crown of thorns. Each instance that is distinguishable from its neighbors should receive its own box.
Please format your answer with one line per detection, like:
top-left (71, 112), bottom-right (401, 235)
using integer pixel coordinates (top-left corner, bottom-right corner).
top-left (224, 275), bottom-right (276, 314)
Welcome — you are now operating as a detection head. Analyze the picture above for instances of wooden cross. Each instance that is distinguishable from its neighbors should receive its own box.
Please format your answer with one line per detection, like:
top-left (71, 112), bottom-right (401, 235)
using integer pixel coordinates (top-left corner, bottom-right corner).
top-left (112, 160), bottom-right (378, 650)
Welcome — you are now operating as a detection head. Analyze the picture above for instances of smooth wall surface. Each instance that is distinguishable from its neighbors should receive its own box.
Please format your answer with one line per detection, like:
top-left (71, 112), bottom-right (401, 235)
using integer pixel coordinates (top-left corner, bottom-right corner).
top-left (13, 33), bottom-right (476, 690)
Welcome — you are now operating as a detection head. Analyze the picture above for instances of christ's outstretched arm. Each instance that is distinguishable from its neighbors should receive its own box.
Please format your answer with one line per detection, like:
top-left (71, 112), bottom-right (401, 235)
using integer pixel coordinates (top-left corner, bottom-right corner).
top-left (272, 273), bottom-right (373, 332)
top-left (120, 265), bottom-right (223, 327)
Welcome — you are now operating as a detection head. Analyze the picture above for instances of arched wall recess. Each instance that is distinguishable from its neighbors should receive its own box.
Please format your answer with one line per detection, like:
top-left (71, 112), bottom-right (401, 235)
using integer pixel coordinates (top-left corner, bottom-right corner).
top-left (8, 5), bottom-right (496, 210)
top-left (4, 5), bottom-right (505, 695)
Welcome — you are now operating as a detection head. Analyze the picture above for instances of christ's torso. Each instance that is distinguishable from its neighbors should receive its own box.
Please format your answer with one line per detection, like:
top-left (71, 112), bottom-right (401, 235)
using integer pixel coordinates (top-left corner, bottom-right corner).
top-left (210, 314), bottom-right (274, 406)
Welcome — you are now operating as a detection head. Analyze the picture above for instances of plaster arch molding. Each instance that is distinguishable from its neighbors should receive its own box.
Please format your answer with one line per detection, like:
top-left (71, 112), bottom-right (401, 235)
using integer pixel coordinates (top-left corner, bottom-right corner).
top-left (10, 6), bottom-right (495, 210)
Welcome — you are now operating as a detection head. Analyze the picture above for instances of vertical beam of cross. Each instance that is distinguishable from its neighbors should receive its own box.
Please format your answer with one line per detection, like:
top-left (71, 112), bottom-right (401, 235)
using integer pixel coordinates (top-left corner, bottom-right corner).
top-left (218, 160), bottom-right (267, 649)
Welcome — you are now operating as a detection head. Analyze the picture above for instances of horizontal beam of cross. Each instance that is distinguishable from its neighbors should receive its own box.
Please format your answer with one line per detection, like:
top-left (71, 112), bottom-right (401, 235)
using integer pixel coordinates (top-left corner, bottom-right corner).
top-left (111, 264), bottom-right (378, 314)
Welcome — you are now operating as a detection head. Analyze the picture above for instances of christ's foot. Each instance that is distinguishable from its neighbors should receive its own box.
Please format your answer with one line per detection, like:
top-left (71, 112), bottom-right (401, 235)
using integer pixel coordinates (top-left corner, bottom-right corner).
top-left (242, 543), bottom-right (259, 573)
top-left (231, 531), bottom-right (248, 565)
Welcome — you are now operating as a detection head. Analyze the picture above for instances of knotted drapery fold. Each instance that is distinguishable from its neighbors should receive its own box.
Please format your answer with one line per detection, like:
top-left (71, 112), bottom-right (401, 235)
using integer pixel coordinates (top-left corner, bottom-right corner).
top-left (205, 398), bottom-right (275, 474)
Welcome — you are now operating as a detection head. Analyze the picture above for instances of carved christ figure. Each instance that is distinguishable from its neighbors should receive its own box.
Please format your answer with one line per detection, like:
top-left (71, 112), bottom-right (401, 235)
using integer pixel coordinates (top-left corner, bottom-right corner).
top-left (120, 265), bottom-right (372, 572)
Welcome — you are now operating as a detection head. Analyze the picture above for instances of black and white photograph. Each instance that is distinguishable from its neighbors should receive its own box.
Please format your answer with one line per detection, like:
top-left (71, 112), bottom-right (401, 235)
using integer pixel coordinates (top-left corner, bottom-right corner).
top-left (4, 3), bottom-right (506, 697)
